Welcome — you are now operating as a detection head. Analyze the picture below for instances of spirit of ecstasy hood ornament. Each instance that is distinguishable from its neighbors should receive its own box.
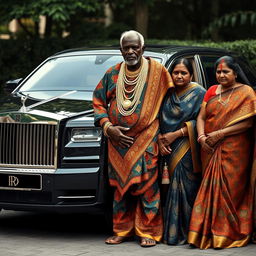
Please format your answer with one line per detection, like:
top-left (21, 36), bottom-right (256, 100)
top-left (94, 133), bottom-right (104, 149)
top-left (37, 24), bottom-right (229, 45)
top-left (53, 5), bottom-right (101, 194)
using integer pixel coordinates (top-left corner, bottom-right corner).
top-left (18, 90), bottom-right (78, 113)
top-left (19, 94), bottom-right (29, 112)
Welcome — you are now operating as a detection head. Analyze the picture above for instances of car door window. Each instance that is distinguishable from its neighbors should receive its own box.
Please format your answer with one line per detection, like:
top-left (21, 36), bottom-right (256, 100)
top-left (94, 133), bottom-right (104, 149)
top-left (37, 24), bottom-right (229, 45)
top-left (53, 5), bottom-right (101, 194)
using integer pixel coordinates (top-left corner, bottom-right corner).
top-left (200, 55), bottom-right (256, 90)
top-left (199, 55), bottom-right (219, 89)
top-left (236, 58), bottom-right (256, 89)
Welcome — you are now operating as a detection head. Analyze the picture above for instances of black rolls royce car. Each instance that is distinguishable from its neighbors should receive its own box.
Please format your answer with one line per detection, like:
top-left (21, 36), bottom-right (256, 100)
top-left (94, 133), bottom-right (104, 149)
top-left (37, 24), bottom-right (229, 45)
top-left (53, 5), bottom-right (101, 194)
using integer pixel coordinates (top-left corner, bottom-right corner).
top-left (0, 46), bottom-right (255, 214)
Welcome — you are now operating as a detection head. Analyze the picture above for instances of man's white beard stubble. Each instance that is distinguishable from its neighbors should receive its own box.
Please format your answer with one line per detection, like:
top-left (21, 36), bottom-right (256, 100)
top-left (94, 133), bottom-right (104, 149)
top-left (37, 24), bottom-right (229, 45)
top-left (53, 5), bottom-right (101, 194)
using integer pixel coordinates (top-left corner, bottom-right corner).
top-left (125, 58), bottom-right (139, 66)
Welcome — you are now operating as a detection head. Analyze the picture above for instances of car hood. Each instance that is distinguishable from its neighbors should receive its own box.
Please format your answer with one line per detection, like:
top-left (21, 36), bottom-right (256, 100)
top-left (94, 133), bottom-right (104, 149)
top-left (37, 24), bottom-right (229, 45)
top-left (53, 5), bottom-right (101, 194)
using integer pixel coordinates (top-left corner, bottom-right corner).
top-left (0, 91), bottom-right (93, 117)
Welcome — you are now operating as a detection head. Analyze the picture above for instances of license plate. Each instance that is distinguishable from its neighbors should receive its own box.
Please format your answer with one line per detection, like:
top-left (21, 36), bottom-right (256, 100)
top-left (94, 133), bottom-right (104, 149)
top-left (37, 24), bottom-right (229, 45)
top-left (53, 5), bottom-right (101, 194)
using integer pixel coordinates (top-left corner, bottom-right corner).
top-left (0, 173), bottom-right (42, 191)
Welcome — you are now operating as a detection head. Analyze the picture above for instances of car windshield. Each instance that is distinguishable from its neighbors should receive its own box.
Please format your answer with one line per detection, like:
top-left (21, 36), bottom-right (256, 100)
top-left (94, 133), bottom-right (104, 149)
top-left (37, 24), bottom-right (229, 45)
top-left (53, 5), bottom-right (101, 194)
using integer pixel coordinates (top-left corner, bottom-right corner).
top-left (19, 54), bottom-right (124, 93)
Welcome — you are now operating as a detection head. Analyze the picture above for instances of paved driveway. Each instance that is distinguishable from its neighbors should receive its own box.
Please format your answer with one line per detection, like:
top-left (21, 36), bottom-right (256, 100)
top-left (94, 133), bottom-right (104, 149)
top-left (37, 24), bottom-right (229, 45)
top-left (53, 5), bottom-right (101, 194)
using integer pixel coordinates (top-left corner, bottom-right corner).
top-left (0, 210), bottom-right (255, 256)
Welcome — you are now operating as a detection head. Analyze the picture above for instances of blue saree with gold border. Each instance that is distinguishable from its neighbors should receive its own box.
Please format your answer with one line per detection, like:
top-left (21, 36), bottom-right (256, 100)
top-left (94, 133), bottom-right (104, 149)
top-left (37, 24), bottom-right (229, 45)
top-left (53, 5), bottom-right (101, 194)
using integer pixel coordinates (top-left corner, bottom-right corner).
top-left (160, 82), bottom-right (205, 245)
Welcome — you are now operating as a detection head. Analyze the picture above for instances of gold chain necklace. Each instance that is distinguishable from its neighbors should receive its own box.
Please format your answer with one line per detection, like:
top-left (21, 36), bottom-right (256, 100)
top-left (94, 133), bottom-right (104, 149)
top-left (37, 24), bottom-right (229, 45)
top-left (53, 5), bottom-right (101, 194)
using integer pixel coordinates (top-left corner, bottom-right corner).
top-left (123, 73), bottom-right (140, 85)
top-left (218, 85), bottom-right (235, 106)
top-left (116, 57), bottom-right (148, 116)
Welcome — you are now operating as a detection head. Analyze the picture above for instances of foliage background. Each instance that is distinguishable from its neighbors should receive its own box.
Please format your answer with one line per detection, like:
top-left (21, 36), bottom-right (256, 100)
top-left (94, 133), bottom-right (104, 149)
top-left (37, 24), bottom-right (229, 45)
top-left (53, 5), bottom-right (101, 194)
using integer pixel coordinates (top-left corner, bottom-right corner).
top-left (0, 0), bottom-right (255, 93)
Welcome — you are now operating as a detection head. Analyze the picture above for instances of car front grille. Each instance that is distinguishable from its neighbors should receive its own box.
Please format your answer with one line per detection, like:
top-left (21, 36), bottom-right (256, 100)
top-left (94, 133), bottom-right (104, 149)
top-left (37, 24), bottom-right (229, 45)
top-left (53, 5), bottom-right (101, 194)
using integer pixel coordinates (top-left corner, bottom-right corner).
top-left (0, 123), bottom-right (56, 167)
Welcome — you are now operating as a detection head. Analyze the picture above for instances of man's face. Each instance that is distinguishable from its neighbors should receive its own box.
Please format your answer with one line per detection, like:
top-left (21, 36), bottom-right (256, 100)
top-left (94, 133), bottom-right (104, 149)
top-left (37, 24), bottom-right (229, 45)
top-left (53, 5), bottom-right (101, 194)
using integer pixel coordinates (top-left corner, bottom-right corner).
top-left (120, 35), bottom-right (144, 68)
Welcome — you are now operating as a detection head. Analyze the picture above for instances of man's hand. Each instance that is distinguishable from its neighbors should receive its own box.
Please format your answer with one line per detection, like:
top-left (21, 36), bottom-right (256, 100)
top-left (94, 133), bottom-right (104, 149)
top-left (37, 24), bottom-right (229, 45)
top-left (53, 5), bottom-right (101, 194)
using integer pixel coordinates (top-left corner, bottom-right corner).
top-left (107, 126), bottom-right (134, 148)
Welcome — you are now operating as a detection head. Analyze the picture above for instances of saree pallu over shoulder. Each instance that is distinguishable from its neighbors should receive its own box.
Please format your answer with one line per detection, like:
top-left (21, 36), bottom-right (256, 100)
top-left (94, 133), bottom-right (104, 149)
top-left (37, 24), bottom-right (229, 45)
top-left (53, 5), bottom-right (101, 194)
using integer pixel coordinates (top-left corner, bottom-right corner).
top-left (107, 58), bottom-right (174, 196)
top-left (205, 85), bottom-right (256, 130)
top-left (188, 84), bottom-right (256, 249)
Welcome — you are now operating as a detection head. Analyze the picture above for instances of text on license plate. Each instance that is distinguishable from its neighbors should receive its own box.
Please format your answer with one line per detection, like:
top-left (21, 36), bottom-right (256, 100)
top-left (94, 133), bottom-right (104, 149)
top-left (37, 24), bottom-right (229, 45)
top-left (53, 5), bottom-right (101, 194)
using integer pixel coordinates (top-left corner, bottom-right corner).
top-left (0, 173), bottom-right (42, 190)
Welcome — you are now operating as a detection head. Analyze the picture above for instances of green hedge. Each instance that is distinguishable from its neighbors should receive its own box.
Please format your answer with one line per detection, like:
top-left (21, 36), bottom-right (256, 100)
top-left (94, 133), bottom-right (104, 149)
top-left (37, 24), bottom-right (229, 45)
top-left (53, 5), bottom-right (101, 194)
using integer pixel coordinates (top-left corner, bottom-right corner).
top-left (0, 38), bottom-right (255, 93)
top-left (147, 39), bottom-right (256, 68)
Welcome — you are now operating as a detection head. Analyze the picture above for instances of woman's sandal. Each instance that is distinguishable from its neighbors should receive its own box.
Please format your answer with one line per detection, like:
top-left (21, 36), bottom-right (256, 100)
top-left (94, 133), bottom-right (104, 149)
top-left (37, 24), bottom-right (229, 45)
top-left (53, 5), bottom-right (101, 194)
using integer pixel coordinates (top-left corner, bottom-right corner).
top-left (140, 237), bottom-right (156, 247)
top-left (105, 236), bottom-right (131, 245)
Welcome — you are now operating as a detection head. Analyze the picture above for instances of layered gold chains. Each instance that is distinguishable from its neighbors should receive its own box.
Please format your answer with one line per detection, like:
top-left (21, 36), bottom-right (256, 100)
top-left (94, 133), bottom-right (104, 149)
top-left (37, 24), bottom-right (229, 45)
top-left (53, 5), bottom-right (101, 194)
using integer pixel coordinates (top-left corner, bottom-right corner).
top-left (116, 57), bottom-right (148, 116)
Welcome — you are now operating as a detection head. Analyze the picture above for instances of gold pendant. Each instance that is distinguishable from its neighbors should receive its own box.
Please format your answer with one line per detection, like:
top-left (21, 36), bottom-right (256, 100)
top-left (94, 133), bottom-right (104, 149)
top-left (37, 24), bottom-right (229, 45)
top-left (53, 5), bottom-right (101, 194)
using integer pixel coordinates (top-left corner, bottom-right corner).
top-left (123, 99), bottom-right (132, 110)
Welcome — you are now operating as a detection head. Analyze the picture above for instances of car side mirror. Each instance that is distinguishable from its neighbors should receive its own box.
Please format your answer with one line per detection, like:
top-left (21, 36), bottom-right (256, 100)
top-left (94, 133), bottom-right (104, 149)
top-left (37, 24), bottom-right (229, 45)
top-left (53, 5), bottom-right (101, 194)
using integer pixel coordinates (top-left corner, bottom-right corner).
top-left (4, 78), bottom-right (23, 94)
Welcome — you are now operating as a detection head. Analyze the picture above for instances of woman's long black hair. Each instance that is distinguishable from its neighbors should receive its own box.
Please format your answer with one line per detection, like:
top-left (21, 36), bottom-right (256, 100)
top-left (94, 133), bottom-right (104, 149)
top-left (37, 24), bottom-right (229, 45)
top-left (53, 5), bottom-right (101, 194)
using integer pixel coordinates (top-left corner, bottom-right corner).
top-left (214, 56), bottom-right (250, 85)
top-left (169, 57), bottom-right (193, 76)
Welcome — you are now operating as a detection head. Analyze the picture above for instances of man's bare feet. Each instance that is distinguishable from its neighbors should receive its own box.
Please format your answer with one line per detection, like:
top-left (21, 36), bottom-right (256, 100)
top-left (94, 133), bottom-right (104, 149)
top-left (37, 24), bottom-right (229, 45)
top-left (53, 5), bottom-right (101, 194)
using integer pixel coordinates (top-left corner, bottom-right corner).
top-left (105, 236), bottom-right (131, 245)
top-left (140, 237), bottom-right (156, 247)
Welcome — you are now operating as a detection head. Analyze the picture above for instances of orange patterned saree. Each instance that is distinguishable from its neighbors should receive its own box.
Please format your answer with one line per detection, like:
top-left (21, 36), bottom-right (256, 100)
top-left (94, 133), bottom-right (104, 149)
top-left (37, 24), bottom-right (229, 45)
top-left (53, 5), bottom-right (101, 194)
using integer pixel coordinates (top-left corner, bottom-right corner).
top-left (188, 84), bottom-right (256, 249)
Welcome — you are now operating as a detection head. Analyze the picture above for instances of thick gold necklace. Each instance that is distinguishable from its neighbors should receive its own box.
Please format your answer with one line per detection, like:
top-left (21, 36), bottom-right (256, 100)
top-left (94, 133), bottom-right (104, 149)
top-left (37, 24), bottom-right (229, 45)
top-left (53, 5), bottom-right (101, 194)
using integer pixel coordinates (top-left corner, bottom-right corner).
top-left (116, 57), bottom-right (148, 116)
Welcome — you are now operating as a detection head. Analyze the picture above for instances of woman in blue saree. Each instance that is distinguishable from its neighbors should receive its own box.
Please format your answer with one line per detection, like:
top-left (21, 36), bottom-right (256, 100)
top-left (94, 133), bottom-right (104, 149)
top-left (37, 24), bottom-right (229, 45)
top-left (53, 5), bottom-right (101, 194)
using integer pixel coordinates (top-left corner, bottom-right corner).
top-left (158, 58), bottom-right (206, 245)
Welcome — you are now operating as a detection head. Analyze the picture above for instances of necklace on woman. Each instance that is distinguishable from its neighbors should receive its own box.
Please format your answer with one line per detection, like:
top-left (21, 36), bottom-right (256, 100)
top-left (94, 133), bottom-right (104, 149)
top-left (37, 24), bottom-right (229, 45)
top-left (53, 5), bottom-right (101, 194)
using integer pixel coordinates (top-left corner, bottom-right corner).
top-left (218, 85), bottom-right (235, 106)
top-left (116, 57), bottom-right (148, 116)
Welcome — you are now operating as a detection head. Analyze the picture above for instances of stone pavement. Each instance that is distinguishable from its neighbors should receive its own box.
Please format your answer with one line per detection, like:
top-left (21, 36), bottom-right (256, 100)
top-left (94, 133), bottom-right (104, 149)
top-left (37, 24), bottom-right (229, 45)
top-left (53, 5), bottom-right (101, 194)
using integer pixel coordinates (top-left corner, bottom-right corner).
top-left (0, 210), bottom-right (255, 256)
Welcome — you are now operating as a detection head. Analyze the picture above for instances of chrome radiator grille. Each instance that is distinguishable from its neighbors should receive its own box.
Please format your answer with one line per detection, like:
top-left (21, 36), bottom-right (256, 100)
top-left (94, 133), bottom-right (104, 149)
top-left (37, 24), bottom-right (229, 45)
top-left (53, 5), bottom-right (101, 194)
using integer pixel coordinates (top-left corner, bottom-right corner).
top-left (0, 123), bottom-right (56, 167)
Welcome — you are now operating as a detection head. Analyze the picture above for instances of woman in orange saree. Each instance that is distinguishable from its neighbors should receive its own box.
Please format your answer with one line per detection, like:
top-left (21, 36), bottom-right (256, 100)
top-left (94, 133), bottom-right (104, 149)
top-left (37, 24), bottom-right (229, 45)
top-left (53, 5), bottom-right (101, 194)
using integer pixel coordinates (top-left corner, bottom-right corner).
top-left (188, 56), bottom-right (256, 249)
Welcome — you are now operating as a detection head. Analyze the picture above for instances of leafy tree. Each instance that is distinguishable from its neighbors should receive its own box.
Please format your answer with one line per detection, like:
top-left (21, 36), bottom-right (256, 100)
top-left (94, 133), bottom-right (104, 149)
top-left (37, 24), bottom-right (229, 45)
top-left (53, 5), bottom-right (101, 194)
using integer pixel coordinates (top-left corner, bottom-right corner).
top-left (203, 11), bottom-right (256, 38)
top-left (105, 0), bottom-right (156, 38)
top-left (0, 0), bottom-right (101, 38)
top-left (163, 0), bottom-right (212, 39)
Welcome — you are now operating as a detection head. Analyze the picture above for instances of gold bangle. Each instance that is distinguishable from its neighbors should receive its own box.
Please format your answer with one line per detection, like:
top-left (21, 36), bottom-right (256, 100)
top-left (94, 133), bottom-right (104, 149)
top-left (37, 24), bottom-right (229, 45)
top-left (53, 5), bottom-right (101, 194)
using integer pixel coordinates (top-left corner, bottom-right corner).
top-left (103, 121), bottom-right (112, 137)
top-left (103, 122), bottom-right (111, 136)
top-left (197, 134), bottom-right (206, 142)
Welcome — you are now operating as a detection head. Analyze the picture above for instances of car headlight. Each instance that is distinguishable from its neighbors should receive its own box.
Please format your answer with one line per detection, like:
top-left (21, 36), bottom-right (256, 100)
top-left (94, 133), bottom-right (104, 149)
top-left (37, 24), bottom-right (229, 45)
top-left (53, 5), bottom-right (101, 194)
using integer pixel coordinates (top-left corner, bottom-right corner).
top-left (71, 128), bottom-right (102, 142)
